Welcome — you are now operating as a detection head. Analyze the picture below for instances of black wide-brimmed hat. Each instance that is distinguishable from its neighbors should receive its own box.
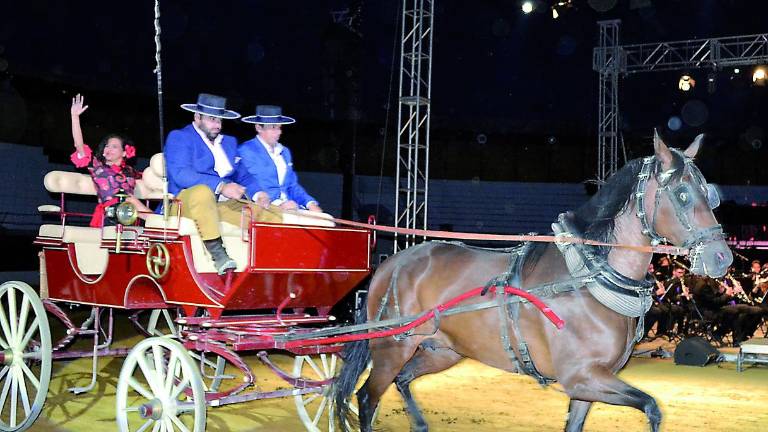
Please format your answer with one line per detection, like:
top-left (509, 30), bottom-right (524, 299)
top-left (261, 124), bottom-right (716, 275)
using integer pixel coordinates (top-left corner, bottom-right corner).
top-left (180, 93), bottom-right (240, 119)
top-left (241, 105), bottom-right (296, 125)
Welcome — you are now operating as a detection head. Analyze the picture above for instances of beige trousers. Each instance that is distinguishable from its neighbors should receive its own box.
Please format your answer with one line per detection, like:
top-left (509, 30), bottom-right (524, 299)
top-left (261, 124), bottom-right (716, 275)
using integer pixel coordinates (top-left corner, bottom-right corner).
top-left (173, 185), bottom-right (282, 240)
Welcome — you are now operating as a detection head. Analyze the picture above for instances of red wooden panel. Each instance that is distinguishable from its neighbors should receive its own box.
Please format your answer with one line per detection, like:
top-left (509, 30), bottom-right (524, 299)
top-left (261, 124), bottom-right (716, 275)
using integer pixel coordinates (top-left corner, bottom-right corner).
top-left (249, 224), bottom-right (370, 271)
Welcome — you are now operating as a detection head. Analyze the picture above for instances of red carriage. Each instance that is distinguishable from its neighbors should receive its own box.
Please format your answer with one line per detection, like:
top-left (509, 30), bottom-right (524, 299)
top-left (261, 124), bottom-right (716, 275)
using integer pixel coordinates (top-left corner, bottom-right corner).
top-left (1, 153), bottom-right (373, 431)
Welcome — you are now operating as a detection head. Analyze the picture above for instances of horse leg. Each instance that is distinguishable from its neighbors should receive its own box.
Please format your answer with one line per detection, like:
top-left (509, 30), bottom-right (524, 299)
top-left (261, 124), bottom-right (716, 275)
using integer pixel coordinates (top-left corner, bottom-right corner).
top-left (561, 367), bottom-right (661, 432)
top-left (357, 339), bottom-right (420, 432)
top-left (394, 339), bottom-right (463, 432)
top-left (564, 399), bottom-right (593, 432)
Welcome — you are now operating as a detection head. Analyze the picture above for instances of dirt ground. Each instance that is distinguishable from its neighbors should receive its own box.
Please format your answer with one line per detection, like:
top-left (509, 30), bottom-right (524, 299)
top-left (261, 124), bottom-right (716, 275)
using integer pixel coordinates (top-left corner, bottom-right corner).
top-left (26, 329), bottom-right (768, 432)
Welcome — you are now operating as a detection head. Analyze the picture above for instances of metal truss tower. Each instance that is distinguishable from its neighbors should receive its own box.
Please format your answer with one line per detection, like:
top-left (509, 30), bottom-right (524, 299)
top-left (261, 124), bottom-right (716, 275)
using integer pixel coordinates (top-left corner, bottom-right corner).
top-left (594, 23), bottom-right (768, 182)
top-left (594, 20), bottom-right (621, 183)
top-left (394, 0), bottom-right (434, 253)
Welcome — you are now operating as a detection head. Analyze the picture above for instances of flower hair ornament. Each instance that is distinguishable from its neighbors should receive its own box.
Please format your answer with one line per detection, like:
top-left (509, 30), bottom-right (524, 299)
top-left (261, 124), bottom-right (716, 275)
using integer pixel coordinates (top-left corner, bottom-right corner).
top-left (124, 144), bottom-right (136, 159)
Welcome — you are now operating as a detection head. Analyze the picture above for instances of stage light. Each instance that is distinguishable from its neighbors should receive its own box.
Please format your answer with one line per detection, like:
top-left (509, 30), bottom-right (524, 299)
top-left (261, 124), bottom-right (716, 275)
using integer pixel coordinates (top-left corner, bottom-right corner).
top-left (734, 68), bottom-right (740, 74)
top-left (552, 7), bottom-right (559, 18)
top-left (678, 75), bottom-right (695, 92)
top-left (753, 67), bottom-right (766, 84)
top-left (522, 1), bottom-right (534, 14)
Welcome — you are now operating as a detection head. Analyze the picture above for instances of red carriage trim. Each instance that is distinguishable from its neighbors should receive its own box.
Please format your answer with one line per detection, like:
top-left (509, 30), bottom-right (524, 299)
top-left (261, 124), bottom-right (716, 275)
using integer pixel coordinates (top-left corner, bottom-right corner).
top-left (280, 285), bottom-right (565, 349)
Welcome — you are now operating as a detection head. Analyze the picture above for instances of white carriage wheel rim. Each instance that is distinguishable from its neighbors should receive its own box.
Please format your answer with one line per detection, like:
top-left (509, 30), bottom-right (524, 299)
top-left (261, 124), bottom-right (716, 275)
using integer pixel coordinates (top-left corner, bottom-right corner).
top-left (0, 281), bottom-right (51, 432)
top-left (115, 337), bottom-right (206, 432)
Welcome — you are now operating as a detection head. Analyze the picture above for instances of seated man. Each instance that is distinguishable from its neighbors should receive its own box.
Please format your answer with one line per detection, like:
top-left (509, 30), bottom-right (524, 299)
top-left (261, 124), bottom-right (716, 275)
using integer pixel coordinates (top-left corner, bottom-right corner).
top-left (164, 93), bottom-right (279, 274)
top-left (237, 105), bottom-right (323, 213)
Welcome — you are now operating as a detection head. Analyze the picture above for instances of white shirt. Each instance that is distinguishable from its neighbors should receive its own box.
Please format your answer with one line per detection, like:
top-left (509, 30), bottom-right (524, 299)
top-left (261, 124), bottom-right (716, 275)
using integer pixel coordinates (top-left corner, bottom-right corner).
top-left (192, 122), bottom-right (233, 178)
top-left (257, 136), bottom-right (288, 204)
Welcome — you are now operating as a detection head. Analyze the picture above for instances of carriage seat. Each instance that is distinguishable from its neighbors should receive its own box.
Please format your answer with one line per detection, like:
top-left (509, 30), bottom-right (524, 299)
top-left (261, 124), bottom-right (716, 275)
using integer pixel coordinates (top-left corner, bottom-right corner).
top-left (40, 153), bottom-right (334, 274)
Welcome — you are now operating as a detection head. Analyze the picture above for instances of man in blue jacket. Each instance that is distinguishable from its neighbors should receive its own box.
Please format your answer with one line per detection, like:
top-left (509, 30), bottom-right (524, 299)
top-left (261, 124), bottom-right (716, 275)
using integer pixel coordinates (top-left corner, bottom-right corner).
top-left (237, 105), bottom-right (322, 213)
top-left (165, 94), bottom-right (278, 274)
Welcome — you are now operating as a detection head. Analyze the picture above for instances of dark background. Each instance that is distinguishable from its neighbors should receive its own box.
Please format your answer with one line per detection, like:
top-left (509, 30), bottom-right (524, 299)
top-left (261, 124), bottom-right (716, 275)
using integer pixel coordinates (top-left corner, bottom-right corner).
top-left (1, 0), bottom-right (767, 185)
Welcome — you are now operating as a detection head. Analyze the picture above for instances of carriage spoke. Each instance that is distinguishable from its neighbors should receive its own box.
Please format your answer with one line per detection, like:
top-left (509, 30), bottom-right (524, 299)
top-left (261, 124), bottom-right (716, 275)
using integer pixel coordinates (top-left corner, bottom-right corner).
top-left (169, 413), bottom-right (192, 432)
top-left (0, 367), bottom-right (13, 417)
top-left (138, 352), bottom-right (165, 396)
top-left (307, 357), bottom-right (324, 378)
top-left (127, 376), bottom-right (154, 401)
top-left (10, 368), bottom-right (18, 427)
top-left (20, 318), bottom-right (40, 352)
top-left (170, 377), bottom-right (190, 400)
top-left (20, 362), bottom-right (40, 390)
top-left (150, 420), bottom-right (162, 432)
top-left (134, 418), bottom-right (155, 432)
top-left (329, 354), bottom-right (337, 377)
top-left (312, 395), bottom-right (329, 426)
top-left (162, 416), bottom-right (174, 432)
top-left (0, 334), bottom-right (7, 350)
top-left (152, 345), bottom-right (167, 386)
top-left (15, 368), bottom-right (32, 417)
top-left (16, 295), bottom-right (30, 346)
top-left (164, 352), bottom-right (179, 394)
top-left (320, 354), bottom-right (330, 376)
top-left (8, 287), bottom-right (18, 344)
top-left (302, 392), bottom-right (322, 406)
top-left (0, 300), bottom-right (14, 348)
top-left (0, 366), bottom-right (9, 383)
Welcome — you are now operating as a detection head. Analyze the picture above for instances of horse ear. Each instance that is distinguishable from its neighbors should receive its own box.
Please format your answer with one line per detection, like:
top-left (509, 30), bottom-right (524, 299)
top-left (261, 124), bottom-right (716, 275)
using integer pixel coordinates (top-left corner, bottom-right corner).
top-left (653, 129), bottom-right (674, 170)
top-left (684, 134), bottom-right (704, 158)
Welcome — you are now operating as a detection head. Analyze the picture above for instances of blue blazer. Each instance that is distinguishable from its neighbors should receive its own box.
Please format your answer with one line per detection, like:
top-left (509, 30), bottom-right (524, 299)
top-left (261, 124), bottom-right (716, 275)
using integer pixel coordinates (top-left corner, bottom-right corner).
top-left (164, 124), bottom-right (240, 196)
top-left (237, 138), bottom-right (317, 208)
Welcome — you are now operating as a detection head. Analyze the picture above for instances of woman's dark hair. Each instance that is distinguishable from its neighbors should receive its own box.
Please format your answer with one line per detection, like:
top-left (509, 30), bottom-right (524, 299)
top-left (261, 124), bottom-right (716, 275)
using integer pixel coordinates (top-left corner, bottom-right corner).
top-left (95, 133), bottom-right (134, 165)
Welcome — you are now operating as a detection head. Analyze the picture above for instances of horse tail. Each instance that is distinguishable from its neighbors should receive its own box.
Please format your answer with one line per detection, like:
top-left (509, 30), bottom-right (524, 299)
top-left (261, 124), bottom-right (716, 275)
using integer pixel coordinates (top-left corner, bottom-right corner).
top-left (333, 294), bottom-right (371, 431)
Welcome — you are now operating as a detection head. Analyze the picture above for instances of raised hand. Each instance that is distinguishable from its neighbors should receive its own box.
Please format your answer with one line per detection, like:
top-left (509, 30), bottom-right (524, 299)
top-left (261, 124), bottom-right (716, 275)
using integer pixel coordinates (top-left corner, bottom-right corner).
top-left (71, 94), bottom-right (89, 117)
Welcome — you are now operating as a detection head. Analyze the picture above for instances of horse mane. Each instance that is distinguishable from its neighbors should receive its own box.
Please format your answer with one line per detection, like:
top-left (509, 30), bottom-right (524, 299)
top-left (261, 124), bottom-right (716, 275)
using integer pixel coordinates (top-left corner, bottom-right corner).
top-left (522, 150), bottom-right (686, 271)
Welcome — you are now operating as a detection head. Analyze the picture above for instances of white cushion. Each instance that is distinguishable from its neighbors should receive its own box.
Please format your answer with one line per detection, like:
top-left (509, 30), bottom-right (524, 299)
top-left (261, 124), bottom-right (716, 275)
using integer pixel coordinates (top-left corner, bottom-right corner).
top-left (43, 153), bottom-right (169, 200)
top-left (44, 171), bottom-right (97, 195)
top-left (283, 209), bottom-right (335, 227)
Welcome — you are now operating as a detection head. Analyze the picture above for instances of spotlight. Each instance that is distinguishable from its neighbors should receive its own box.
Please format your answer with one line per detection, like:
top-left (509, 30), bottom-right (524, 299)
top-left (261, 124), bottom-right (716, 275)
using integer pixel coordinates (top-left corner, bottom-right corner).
top-left (678, 74), bottom-right (695, 92)
top-left (734, 68), bottom-right (740, 74)
top-left (522, 1), bottom-right (534, 14)
top-left (552, 7), bottom-right (559, 18)
top-left (753, 67), bottom-right (766, 85)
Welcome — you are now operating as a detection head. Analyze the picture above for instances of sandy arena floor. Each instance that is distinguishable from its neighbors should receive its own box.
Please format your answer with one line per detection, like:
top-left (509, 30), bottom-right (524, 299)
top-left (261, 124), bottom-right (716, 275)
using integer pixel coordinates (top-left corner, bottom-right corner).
top-left (24, 325), bottom-right (768, 432)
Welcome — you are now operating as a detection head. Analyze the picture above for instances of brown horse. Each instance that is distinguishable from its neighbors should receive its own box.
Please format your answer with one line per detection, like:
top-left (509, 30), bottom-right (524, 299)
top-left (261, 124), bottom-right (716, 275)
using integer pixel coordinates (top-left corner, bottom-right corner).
top-left (332, 133), bottom-right (732, 432)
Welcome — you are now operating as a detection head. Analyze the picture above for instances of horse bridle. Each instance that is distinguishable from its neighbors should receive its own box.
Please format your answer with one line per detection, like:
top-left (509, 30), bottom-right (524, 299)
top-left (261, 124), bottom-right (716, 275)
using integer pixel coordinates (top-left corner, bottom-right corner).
top-left (634, 153), bottom-right (725, 265)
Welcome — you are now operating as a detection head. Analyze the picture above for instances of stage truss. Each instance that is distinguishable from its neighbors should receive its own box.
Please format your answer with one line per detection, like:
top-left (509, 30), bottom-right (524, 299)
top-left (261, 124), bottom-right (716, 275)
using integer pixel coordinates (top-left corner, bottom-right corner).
top-left (394, 0), bottom-right (435, 253)
top-left (593, 20), bottom-right (768, 182)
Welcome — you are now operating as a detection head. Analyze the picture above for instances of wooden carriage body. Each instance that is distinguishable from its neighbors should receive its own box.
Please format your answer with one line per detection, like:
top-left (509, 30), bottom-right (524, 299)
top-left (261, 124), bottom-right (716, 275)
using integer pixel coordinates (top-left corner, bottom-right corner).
top-left (35, 153), bottom-right (372, 324)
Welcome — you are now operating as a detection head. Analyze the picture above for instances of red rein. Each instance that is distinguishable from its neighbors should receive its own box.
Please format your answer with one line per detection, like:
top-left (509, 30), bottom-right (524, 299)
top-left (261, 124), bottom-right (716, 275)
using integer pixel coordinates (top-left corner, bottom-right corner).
top-left (282, 286), bottom-right (565, 349)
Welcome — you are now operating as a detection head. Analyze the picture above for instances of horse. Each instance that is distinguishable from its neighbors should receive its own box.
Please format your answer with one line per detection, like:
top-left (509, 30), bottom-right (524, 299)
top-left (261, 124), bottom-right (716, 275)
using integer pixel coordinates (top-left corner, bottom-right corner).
top-left (332, 132), bottom-right (733, 432)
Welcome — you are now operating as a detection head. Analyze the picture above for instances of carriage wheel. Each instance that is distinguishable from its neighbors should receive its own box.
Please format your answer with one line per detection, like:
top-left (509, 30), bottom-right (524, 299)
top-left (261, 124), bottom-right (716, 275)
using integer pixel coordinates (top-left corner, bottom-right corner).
top-left (0, 281), bottom-right (51, 432)
top-left (293, 354), bottom-right (374, 432)
top-left (115, 337), bottom-right (206, 432)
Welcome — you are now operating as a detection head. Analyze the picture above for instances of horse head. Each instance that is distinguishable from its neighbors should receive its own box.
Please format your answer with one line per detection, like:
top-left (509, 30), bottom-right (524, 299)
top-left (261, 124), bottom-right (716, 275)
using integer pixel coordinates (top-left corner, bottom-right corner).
top-left (637, 131), bottom-right (732, 277)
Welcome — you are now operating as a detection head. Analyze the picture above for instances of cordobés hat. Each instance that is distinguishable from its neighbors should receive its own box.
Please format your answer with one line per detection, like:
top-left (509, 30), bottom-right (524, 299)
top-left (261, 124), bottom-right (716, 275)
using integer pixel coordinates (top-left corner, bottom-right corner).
top-left (241, 105), bottom-right (296, 125)
top-left (181, 93), bottom-right (240, 119)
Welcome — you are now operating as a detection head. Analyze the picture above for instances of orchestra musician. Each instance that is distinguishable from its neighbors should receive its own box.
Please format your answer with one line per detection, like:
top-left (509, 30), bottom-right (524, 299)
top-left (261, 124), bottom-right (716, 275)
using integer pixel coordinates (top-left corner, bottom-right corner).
top-left (643, 264), bottom-right (669, 340)
top-left (660, 266), bottom-right (690, 337)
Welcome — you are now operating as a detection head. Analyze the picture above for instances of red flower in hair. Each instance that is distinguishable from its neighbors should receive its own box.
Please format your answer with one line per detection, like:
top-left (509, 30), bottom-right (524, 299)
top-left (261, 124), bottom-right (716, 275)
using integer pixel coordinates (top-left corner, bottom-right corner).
top-left (124, 144), bottom-right (136, 159)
